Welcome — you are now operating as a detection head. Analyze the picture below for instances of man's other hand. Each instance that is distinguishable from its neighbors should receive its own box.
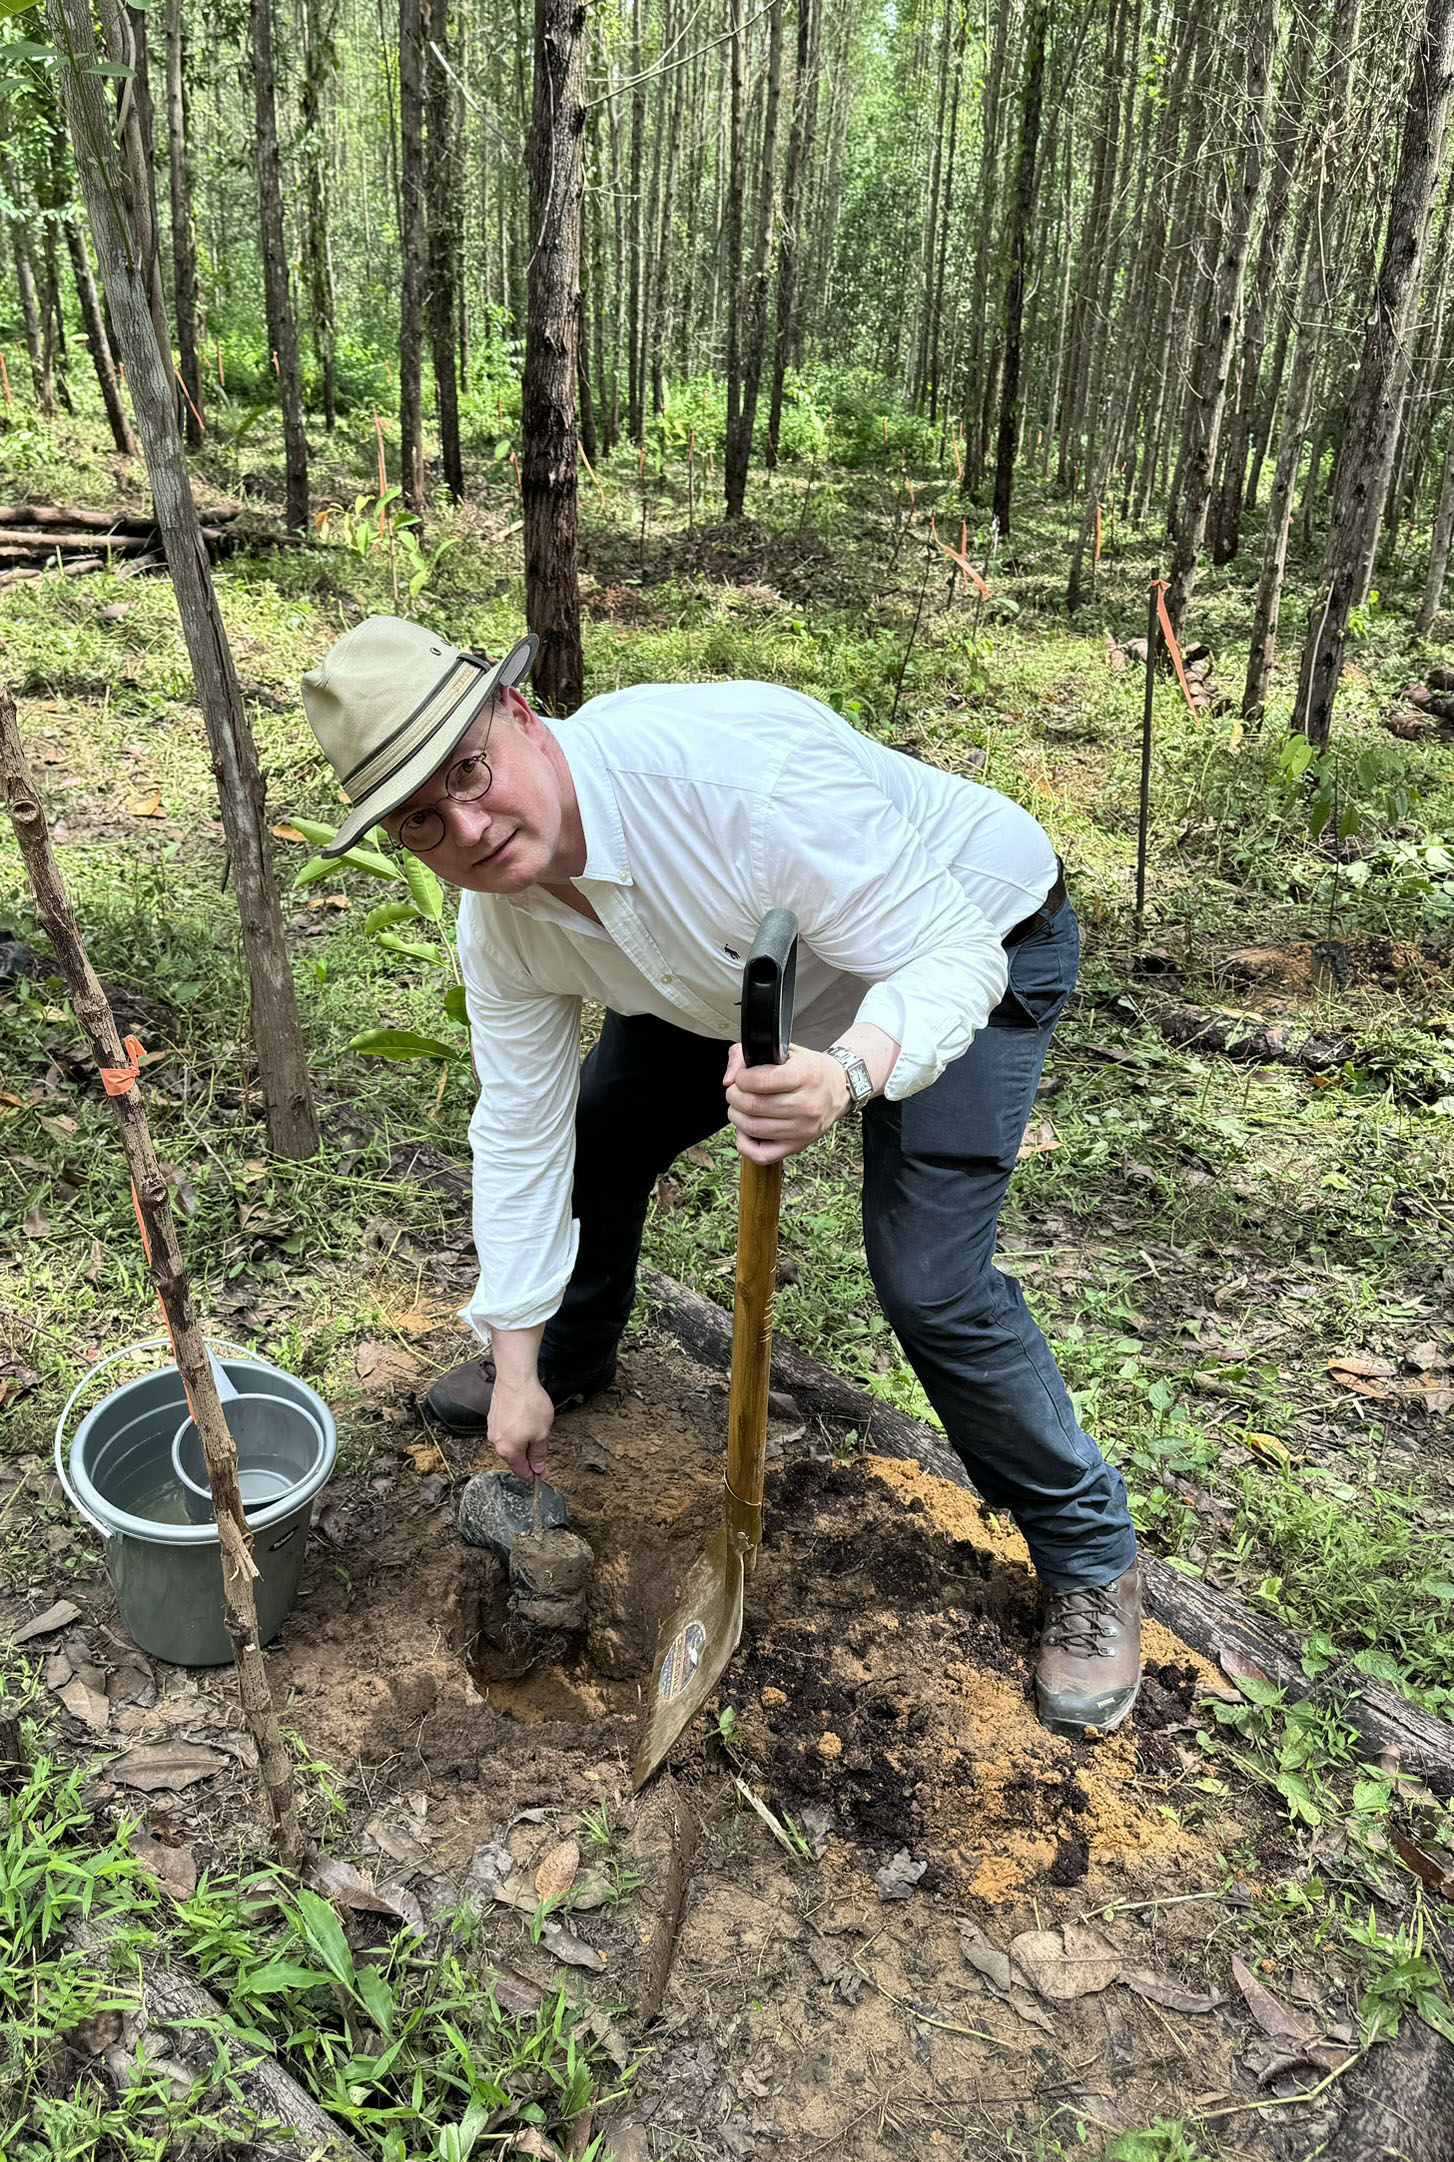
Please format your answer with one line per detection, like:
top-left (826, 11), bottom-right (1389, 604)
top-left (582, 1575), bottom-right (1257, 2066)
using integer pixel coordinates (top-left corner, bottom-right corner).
top-left (724, 1043), bottom-right (850, 1164)
top-left (488, 1372), bottom-right (555, 1478)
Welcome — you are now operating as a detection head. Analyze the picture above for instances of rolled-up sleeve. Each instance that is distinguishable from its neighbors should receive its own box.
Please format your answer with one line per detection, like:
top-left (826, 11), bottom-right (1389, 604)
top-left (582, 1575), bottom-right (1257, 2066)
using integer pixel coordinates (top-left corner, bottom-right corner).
top-left (457, 910), bottom-right (583, 1336)
top-left (759, 755), bottom-right (1010, 1099)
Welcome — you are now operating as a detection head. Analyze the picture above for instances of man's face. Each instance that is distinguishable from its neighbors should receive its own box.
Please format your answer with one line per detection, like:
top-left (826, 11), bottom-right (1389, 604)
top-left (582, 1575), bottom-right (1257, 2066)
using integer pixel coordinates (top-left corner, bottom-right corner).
top-left (380, 688), bottom-right (565, 892)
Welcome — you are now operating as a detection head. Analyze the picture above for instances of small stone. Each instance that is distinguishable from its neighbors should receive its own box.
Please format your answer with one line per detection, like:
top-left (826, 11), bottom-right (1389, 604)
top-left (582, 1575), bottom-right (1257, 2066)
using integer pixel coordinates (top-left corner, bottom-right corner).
top-left (761, 1686), bottom-right (787, 1709)
top-left (767, 1390), bottom-right (799, 1421)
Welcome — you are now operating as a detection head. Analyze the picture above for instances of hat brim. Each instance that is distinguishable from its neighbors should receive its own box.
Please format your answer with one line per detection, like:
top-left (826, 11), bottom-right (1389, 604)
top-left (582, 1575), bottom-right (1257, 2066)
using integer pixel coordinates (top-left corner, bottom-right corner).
top-left (321, 634), bottom-right (539, 858)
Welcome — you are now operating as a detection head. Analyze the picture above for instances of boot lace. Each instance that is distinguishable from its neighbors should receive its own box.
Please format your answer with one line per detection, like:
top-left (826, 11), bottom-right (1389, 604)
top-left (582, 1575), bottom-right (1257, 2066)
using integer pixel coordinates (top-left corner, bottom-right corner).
top-left (1044, 1583), bottom-right (1120, 1659)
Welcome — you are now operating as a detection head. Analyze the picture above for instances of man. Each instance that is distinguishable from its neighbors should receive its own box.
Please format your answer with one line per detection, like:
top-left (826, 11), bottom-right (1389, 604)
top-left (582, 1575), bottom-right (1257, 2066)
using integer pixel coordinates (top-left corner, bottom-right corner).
top-left (302, 615), bottom-right (1141, 1736)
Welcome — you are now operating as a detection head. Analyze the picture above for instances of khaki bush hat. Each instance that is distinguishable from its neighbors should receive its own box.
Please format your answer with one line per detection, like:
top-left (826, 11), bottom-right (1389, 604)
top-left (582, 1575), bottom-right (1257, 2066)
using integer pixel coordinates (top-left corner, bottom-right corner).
top-left (301, 615), bottom-right (538, 857)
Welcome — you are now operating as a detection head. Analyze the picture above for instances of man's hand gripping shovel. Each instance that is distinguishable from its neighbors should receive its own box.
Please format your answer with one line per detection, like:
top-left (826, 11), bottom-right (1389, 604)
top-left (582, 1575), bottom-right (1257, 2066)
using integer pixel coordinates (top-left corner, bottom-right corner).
top-left (633, 909), bottom-right (798, 1788)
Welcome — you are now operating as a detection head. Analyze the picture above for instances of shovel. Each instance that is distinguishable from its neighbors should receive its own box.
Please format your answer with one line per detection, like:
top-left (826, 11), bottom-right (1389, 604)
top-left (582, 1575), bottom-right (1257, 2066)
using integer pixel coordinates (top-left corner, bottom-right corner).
top-left (633, 907), bottom-right (798, 1788)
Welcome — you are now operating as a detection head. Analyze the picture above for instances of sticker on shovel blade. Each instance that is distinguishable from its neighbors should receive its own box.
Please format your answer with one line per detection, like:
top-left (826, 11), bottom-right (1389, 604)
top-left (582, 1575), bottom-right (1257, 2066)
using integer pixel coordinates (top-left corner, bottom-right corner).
top-left (658, 1619), bottom-right (708, 1703)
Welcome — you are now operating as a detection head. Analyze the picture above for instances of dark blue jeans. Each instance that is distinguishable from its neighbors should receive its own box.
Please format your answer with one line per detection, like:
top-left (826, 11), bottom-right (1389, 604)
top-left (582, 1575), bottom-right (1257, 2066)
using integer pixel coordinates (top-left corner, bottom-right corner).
top-left (540, 905), bottom-right (1137, 1591)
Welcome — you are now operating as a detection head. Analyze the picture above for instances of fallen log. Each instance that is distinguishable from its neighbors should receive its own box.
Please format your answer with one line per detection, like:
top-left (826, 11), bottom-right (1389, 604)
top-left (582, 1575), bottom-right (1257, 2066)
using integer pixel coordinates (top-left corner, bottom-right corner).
top-left (73, 1922), bottom-right (366, 2160)
top-left (641, 1267), bottom-right (1454, 1793)
top-left (0, 531), bottom-right (153, 558)
top-left (1140, 992), bottom-right (1355, 1073)
top-left (0, 502), bottom-right (241, 530)
top-left (0, 555), bottom-right (104, 587)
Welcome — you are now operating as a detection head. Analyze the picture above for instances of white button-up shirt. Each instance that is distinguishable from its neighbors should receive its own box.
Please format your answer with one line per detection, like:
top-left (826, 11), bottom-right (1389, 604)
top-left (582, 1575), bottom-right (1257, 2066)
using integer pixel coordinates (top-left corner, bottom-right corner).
top-left (458, 680), bottom-right (1057, 1335)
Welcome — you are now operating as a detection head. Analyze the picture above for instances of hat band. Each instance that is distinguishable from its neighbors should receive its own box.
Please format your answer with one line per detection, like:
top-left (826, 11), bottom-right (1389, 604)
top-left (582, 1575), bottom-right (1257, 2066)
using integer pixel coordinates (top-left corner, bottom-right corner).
top-left (343, 662), bottom-right (489, 804)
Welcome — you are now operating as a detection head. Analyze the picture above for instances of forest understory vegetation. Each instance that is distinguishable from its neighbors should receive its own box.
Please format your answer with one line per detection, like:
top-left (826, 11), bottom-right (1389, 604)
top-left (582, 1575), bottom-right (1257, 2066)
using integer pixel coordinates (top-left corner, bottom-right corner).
top-left (2, 393), bottom-right (1454, 2156)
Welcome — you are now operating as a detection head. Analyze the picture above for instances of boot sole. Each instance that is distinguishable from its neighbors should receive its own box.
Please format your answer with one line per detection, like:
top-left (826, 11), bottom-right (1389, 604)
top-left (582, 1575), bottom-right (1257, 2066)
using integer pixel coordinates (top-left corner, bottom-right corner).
top-left (1035, 1671), bottom-right (1142, 1740)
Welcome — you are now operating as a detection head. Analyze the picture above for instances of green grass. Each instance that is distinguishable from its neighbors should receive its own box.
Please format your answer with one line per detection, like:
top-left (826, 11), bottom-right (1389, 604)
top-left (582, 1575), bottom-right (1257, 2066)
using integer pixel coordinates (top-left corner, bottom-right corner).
top-left (0, 1753), bottom-right (625, 2158)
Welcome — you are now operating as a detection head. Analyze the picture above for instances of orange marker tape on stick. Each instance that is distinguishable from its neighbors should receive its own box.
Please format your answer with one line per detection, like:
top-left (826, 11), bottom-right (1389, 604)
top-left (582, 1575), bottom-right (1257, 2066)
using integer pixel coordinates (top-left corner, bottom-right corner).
top-left (930, 515), bottom-right (991, 597)
top-left (1153, 580), bottom-right (1198, 722)
top-left (99, 1034), bottom-right (145, 1096)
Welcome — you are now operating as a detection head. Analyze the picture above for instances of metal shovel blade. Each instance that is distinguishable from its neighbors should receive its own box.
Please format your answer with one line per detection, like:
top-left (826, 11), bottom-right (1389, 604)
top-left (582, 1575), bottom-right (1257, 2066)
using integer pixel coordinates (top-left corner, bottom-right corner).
top-left (632, 1523), bottom-right (744, 1788)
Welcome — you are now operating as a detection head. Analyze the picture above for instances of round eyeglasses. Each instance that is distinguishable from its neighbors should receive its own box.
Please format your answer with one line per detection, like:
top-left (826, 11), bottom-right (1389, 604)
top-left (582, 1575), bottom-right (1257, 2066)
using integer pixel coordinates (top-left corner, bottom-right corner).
top-left (393, 705), bottom-right (497, 854)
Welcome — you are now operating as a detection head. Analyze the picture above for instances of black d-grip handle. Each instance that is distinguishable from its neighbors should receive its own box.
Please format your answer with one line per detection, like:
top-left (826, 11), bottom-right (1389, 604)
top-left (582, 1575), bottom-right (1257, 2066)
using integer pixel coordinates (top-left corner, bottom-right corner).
top-left (741, 909), bottom-right (799, 1068)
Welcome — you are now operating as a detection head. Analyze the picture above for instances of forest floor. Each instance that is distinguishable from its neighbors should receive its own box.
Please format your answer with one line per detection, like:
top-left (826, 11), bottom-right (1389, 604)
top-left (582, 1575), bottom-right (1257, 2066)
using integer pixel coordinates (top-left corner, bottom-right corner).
top-left (2, 403), bottom-right (1454, 2160)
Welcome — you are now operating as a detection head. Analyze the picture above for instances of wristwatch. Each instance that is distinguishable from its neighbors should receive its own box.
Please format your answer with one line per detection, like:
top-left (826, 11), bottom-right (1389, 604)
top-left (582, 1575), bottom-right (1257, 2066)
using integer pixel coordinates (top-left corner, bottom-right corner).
top-left (826, 1045), bottom-right (875, 1114)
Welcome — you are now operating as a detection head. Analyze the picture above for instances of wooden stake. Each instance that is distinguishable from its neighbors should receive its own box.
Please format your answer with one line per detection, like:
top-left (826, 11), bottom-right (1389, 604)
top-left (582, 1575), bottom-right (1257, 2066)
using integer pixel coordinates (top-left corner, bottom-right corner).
top-left (1135, 579), bottom-right (1158, 933)
top-left (0, 689), bottom-right (306, 1872)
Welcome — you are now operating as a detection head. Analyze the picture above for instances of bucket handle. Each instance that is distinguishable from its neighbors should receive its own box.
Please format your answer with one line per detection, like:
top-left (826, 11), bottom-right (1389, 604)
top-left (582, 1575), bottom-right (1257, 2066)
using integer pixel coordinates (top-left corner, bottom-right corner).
top-left (54, 1336), bottom-right (267, 1537)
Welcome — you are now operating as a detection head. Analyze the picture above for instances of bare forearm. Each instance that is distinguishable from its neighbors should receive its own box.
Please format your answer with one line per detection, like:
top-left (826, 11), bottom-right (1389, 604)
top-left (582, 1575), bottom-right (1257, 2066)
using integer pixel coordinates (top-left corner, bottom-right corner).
top-left (490, 1324), bottom-right (546, 1388)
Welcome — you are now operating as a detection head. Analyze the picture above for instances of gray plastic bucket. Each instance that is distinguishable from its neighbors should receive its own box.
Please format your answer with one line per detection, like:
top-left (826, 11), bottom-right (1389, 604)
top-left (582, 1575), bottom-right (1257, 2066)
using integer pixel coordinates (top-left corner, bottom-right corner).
top-left (172, 1393), bottom-right (327, 1523)
top-left (55, 1337), bottom-right (337, 1667)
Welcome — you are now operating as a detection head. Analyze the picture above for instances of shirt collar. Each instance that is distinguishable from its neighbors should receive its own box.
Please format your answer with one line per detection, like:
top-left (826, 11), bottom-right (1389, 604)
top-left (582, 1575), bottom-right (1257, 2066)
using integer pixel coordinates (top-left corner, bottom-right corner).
top-left (551, 720), bottom-right (632, 888)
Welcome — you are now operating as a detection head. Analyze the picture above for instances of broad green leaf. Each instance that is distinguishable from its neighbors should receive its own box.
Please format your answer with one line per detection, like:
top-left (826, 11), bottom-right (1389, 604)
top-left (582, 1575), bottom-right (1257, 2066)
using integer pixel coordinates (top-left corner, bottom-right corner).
top-left (357, 1966), bottom-right (394, 2034)
top-left (291, 855), bottom-right (338, 891)
top-left (375, 931), bottom-right (444, 964)
top-left (364, 900), bottom-right (423, 936)
top-left (443, 983), bottom-right (469, 1026)
top-left (293, 1888), bottom-right (356, 1990)
top-left (237, 1960), bottom-right (335, 1995)
top-left (347, 1028), bottom-right (463, 1061)
top-left (403, 855), bottom-right (444, 924)
top-left (280, 815), bottom-right (341, 847)
top-left (337, 842), bottom-right (401, 881)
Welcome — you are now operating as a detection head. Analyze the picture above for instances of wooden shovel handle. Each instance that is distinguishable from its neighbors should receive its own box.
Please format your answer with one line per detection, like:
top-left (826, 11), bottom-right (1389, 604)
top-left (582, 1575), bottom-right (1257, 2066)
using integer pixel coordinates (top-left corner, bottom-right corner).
top-left (725, 1154), bottom-right (783, 1540)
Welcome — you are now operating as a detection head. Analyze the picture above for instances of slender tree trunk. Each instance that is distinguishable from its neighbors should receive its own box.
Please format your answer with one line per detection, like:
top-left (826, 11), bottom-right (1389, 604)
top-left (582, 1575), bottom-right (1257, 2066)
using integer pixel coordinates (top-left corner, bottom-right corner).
top-left (522, 0), bottom-right (587, 712)
top-left (301, 0), bottom-right (340, 431)
top-left (8, 221), bottom-right (54, 416)
top-left (927, 13), bottom-right (963, 425)
top-left (626, 0), bottom-right (646, 441)
top-left (1240, 0), bottom-right (1361, 724)
top-left (65, 217), bottom-right (136, 453)
top-left (165, 0), bottom-right (204, 447)
top-left (963, 0), bottom-right (1012, 496)
top-left (722, 0), bottom-right (747, 517)
top-left (0, 694), bottom-right (305, 1868)
top-left (912, 0), bottom-right (953, 410)
top-left (48, 0), bottom-right (319, 1159)
top-left (766, 0), bottom-right (820, 465)
top-left (425, 0), bottom-right (464, 501)
top-left (991, 0), bottom-right (1048, 539)
top-left (250, 0), bottom-right (309, 529)
top-left (1295, 0), bottom-right (1454, 745)
top-left (725, 0), bottom-right (784, 518)
top-left (1416, 418), bottom-right (1454, 630)
top-left (400, 0), bottom-right (427, 510)
top-left (1164, 0), bottom-right (1279, 639)
top-left (92, 0), bottom-right (171, 374)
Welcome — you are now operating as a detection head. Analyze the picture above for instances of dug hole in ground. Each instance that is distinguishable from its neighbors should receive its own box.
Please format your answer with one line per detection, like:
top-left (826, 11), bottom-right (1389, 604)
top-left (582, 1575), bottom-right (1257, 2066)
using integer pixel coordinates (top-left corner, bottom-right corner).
top-left (14, 1279), bottom-right (1454, 2160)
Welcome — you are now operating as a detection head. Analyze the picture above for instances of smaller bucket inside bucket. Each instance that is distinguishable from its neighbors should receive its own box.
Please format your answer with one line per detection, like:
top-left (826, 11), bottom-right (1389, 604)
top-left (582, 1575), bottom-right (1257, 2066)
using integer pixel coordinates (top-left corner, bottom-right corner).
top-left (172, 1394), bottom-right (326, 1523)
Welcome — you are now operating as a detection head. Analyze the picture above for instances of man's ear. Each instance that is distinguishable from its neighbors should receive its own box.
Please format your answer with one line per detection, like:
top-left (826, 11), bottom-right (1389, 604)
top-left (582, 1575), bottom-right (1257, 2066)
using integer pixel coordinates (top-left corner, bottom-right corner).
top-left (500, 684), bottom-right (536, 727)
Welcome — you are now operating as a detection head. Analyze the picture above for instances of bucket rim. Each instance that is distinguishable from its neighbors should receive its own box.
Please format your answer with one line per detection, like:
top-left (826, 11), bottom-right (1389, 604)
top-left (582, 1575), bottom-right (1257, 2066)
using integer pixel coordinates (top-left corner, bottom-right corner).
top-left (171, 1392), bottom-right (327, 1509)
top-left (59, 1345), bottom-right (336, 1548)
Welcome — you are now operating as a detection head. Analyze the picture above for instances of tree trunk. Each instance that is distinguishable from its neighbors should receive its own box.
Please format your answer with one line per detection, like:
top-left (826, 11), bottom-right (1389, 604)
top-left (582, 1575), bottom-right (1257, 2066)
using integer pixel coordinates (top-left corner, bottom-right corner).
top-left (165, 0), bottom-right (204, 447)
top-left (49, 0), bottom-right (320, 1161)
top-left (400, 0), bottom-right (427, 510)
top-left (92, 0), bottom-right (172, 375)
top-left (521, 0), bottom-right (587, 713)
top-left (625, 0), bottom-right (646, 442)
top-left (65, 217), bottom-right (136, 454)
top-left (725, 0), bottom-right (784, 518)
top-left (9, 221), bottom-right (54, 417)
top-left (766, 0), bottom-right (820, 466)
top-left (1210, 0), bottom-right (1316, 565)
top-left (301, 0), bottom-right (340, 431)
top-left (251, 0), bottom-right (309, 530)
top-left (912, 0), bottom-right (953, 410)
top-left (1163, 0), bottom-right (1279, 639)
top-left (991, 0), bottom-right (1048, 540)
top-left (425, 0), bottom-right (464, 502)
top-left (0, 697), bottom-right (305, 1869)
top-left (962, 0), bottom-right (1012, 496)
top-left (1416, 418), bottom-right (1454, 631)
top-left (722, 0), bottom-right (747, 517)
top-left (1295, 0), bottom-right (1454, 746)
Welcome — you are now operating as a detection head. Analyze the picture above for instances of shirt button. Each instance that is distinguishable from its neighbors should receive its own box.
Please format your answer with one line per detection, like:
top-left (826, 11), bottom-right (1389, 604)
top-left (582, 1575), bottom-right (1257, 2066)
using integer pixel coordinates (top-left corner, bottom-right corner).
top-left (662, 972), bottom-right (673, 983)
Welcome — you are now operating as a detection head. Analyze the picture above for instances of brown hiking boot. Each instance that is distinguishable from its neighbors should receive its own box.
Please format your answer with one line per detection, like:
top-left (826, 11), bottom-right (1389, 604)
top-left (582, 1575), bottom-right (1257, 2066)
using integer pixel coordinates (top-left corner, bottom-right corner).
top-left (1035, 1564), bottom-right (1142, 1738)
top-left (424, 1354), bottom-right (617, 1437)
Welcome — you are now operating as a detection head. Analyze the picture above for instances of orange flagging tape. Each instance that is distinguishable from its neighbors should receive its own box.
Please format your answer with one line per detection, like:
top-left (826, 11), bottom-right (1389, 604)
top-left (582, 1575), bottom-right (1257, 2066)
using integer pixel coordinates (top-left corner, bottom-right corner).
top-left (99, 1035), bottom-right (146, 1096)
top-left (1153, 580), bottom-right (1198, 721)
top-left (174, 364), bottom-right (206, 437)
top-left (930, 515), bottom-right (991, 597)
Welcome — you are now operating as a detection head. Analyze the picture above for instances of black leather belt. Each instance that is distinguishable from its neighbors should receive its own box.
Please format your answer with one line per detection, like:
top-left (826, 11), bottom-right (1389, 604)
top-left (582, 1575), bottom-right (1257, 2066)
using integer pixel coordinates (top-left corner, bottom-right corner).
top-left (1004, 859), bottom-right (1067, 948)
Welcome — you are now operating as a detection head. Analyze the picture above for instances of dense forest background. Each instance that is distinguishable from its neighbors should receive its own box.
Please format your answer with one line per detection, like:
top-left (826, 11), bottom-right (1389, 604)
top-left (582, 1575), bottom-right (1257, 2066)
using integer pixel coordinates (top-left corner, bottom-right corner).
top-left (3, 0), bottom-right (1454, 742)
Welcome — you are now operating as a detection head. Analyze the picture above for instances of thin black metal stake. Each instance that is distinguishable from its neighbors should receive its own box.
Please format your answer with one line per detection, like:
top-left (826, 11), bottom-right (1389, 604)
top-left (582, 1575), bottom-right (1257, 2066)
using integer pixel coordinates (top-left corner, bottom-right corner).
top-left (1135, 580), bottom-right (1159, 932)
